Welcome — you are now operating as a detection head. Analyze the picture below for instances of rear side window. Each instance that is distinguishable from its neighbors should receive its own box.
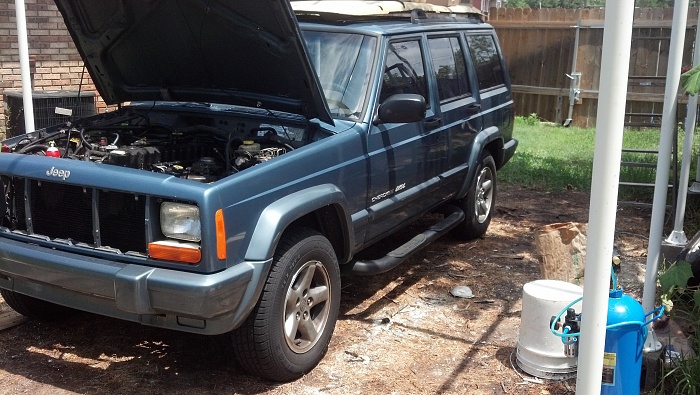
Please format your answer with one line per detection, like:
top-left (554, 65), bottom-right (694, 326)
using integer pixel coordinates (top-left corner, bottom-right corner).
top-left (428, 36), bottom-right (471, 102)
top-left (380, 40), bottom-right (428, 105)
top-left (465, 34), bottom-right (505, 91)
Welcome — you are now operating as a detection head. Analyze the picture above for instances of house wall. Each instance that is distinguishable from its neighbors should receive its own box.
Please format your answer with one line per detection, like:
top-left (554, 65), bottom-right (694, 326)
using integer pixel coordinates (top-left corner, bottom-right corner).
top-left (0, 0), bottom-right (109, 136)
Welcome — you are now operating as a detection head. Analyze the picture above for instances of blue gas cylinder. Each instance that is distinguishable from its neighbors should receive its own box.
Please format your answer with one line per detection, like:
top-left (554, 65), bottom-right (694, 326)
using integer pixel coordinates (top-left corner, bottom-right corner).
top-left (600, 289), bottom-right (647, 395)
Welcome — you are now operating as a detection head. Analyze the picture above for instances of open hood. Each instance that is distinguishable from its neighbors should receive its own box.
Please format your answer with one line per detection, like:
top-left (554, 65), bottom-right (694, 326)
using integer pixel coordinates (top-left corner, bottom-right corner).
top-left (54, 0), bottom-right (332, 123)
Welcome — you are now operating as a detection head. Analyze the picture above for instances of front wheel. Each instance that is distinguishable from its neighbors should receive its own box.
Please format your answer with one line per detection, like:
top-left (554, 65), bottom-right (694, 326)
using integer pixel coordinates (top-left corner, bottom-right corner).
top-left (0, 288), bottom-right (71, 320)
top-left (451, 152), bottom-right (497, 240)
top-left (231, 228), bottom-right (340, 381)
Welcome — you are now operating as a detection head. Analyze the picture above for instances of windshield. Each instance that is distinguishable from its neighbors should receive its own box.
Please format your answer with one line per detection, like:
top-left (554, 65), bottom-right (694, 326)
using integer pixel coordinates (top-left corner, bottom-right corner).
top-left (302, 31), bottom-right (377, 120)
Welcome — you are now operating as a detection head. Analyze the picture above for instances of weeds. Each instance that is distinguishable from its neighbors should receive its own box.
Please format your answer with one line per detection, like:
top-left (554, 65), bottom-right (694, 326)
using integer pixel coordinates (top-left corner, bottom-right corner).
top-left (515, 113), bottom-right (540, 126)
top-left (652, 261), bottom-right (700, 394)
top-left (656, 345), bottom-right (700, 395)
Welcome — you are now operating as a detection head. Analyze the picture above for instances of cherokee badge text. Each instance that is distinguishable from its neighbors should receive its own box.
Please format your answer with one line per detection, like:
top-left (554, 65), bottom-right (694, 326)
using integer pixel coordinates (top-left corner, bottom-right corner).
top-left (371, 182), bottom-right (406, 202)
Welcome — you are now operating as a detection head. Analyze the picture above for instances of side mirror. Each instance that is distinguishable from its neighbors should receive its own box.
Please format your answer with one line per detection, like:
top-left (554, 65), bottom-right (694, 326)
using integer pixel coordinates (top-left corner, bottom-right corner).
top-left (374, 94), bottom-right (426, 124)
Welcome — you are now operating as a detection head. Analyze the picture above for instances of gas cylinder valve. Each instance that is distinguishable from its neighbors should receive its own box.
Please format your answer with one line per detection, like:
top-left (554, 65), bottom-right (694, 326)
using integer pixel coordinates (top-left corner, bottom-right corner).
top-left (550, 307), bottom-right (580, 357)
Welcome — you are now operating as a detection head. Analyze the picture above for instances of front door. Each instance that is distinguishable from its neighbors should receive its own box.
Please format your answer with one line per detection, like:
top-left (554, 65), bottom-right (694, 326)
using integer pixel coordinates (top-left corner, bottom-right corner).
top-left (365, 37), bottom-right (447, 242)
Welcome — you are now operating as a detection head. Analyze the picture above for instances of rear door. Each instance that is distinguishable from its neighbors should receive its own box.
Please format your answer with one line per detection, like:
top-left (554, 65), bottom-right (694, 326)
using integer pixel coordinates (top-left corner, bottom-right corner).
top-left (463, 32), bottom-right (513, 137)
top-left (425, 33), bottom-right (481, 188)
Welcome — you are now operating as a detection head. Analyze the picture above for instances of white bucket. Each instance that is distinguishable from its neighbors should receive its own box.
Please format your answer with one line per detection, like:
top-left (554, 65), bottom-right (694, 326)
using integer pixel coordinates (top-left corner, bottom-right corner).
top-left (516, 279), bottom-right (583, 380)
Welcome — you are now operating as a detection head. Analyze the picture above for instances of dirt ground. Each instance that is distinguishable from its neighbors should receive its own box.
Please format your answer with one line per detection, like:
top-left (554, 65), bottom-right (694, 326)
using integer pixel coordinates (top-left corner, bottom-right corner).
top-left (0, 184), bottom-right (657, 395)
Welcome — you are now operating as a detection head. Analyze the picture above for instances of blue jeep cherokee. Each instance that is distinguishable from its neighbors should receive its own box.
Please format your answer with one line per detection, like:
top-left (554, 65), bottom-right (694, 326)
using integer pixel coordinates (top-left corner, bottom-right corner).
top-left (0, 0), bottom-right (516, 381)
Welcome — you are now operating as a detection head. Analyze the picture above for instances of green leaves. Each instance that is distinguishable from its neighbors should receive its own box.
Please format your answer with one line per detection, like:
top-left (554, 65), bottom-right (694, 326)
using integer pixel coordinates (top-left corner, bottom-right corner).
top-left (658, 260), bottom-right (700, 313)
top-left (659, 261), bottom-right (693, 294)
top-left (681, 65), bottom-right (700, 96)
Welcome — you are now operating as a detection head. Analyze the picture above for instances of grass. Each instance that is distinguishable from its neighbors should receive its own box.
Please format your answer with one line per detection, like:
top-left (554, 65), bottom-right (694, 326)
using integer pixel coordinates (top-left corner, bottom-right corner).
top-left (502, 115), bottom-right (700, 235)
top-left (656, 353), bottom-right (700, 395)
top-left (500, 117), bottom-right (695, 202)
top-left (499, 119), bottom-right (596, 191)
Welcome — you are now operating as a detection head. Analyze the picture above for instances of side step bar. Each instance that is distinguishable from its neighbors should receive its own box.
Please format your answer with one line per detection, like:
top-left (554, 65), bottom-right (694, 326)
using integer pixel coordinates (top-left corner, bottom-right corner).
top-left (344, 205), bottom-right (465, 275)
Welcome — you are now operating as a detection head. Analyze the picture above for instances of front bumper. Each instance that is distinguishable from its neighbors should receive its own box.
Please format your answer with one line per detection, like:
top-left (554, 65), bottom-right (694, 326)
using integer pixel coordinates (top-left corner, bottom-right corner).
top-left (0, 237), bottom-right (271, 335)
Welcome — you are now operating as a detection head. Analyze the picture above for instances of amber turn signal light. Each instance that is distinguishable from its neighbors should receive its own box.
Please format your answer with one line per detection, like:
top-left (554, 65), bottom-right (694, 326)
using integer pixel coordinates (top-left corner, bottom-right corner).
top-left (148, 241), bottom-right (201, 264)
top-left (215, 209), bottom-right (226, 260)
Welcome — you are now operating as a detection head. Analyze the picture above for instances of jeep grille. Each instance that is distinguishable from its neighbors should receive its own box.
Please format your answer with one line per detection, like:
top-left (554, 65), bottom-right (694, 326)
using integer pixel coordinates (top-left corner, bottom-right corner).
top-left (3, 177), bottom-right (148, 254)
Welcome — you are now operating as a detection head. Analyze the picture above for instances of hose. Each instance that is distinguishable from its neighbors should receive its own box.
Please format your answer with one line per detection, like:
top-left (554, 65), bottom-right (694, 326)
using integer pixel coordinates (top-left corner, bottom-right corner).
top-left (550, 296), bottom-right (665, 342)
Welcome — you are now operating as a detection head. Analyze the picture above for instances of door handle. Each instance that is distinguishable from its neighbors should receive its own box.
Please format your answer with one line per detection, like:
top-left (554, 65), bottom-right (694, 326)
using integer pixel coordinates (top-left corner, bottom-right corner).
top-left (424, 117), bottom-right (442, 129)
top-left (466, 103), bottom-right (482, 114)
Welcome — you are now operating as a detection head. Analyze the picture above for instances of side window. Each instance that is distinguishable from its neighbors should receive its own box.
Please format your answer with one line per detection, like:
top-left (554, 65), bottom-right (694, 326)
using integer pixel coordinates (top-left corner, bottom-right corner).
top-left (380, 40), bottom-right (428, 105)
top-left (465, 34), bottom-right (505, 91)
top-left (428, 36), bottom-right (470, 102)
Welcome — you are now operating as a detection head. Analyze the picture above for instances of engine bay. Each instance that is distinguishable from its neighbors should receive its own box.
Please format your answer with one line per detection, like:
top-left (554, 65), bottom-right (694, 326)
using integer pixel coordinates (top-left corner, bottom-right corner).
top-left (4, 106), bottom-right (313, 183)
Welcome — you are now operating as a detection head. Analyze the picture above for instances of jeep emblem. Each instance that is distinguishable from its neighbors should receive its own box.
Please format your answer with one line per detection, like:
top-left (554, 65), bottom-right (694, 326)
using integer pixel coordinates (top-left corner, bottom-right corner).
top-left (46, 166), bottom-right (70, 180)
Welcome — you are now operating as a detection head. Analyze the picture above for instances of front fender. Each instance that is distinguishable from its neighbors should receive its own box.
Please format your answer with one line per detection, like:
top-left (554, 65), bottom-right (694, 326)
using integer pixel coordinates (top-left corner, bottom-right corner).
top-left (244, 184), bottom-right (353, 262)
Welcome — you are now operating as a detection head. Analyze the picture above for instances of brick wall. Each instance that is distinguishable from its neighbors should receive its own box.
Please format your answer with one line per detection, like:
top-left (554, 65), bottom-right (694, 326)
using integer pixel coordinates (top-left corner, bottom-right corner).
top-left (0, 0), bottom-right (109, 135)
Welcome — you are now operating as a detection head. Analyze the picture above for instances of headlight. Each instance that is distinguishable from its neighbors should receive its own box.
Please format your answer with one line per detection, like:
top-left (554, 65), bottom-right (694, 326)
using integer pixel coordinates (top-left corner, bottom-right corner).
top-left (160, 202), bottom-right (201, 242)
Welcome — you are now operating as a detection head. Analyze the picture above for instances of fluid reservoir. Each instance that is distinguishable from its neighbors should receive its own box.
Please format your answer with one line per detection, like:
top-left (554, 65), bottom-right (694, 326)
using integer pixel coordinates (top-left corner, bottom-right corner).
top-left (239, 140), bottom-right (260, 154)
top-left (46, 141), bottom-right (61, 158)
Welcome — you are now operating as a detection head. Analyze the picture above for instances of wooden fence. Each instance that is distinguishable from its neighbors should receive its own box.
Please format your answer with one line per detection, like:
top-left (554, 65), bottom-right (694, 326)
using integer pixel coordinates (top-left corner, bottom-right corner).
top-left (489, 7), bottom-right (698, 128)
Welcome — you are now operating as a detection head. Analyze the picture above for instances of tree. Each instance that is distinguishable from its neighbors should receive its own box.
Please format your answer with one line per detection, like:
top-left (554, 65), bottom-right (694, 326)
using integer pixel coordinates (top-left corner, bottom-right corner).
top-left (504, 0), bottom-right (529, 7)
top-left (504, 0), bottom-right (603, 8)
top-left (635, 0), bottom-right (671, 6)
top-left (502, 0), bottom-right (692, 8)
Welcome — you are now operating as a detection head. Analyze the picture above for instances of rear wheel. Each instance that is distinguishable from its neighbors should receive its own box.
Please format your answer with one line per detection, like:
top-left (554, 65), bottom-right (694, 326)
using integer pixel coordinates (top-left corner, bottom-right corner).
top-left (0, 289), bottom-right (70, 320)
top-left (452, 152), bottom-right (497, 240)
top-left (231, 227), bottom-right (340, 381)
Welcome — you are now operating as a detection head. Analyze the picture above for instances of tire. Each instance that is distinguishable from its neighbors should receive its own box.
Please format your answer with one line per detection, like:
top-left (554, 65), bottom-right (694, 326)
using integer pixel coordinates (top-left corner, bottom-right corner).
top-left (452, 152), bottom-right (497, 240)
top-left (677, 231), bottom-right (700, 288)
top-left (231, 227), bottom-right (341, 382)
top-left (0, 288), bottom-right (70, 320)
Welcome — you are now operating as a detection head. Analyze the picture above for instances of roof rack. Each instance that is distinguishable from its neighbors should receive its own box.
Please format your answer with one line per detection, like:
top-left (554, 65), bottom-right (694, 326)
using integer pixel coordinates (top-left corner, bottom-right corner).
top-left (291, 1), bottom-right (483, 23)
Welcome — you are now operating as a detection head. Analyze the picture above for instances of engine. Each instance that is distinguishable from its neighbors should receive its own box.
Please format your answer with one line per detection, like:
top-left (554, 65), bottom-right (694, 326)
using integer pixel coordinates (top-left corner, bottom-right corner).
top-left (5, 110), bottom-right (300, 183)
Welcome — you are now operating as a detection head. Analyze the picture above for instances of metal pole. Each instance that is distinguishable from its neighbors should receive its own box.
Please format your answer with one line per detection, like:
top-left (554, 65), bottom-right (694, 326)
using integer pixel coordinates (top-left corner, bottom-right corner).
top-left (564, 17), bottom-right (582, 127)
top-left (671, 7), bottom-right (700, 241)
top-left (14, 0), bottom-right (35, 134)
top-left (642, 0), bottom-right (689, 353)
top-left (575, 1), bottom-right (635, 394)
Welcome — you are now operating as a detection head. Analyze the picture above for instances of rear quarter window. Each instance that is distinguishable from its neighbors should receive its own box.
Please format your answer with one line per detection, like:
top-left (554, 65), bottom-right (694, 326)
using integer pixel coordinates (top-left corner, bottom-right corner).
top-left (465, 34), bottom-right (505, 91)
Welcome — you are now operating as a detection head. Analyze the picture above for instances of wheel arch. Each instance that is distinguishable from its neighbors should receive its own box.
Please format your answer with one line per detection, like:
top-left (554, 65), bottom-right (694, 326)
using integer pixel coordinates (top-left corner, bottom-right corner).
top-left (457, 126), bottom-right (503, 199)
top-left (244, 184), bottom-right (353, 264)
